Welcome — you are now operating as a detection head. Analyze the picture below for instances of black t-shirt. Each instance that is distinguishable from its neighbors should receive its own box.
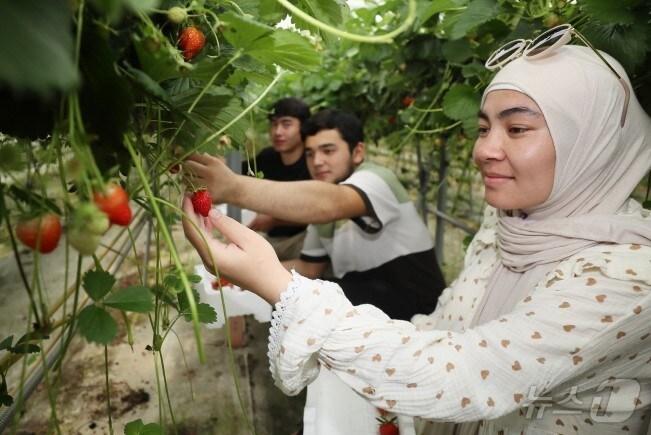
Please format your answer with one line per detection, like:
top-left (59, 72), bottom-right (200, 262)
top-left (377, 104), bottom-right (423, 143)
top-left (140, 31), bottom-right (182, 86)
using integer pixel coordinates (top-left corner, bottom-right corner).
top-left (241, 147), bottom-right (311, 237)
top-left (332, 248), bottom-right (445, 321)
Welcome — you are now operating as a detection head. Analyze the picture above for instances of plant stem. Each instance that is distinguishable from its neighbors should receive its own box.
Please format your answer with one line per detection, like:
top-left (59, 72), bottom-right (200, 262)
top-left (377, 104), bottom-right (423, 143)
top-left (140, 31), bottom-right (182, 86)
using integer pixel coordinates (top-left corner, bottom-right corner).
top-left (9, 310), bottom-right (32, 435)
top-left (158, 352), bottom-right (178, 434)
top-left (2, 200), bottom-right (41, 326)
top-left (125, 136), bottom-right (206, 363)
top-left (53, 254), bottom-right (83, 372)
top-left (104, 345), bottom-right (114, 435)
top-left (152, 196), bottom-right (256, 434)
top-left (170, 328), bottom-right (194, 400)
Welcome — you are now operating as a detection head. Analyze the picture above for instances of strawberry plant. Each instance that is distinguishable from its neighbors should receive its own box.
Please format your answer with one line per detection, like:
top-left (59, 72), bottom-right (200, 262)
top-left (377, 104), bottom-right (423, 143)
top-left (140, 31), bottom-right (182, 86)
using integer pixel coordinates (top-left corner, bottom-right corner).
top-left (0, 0), bottom-right (648, 433)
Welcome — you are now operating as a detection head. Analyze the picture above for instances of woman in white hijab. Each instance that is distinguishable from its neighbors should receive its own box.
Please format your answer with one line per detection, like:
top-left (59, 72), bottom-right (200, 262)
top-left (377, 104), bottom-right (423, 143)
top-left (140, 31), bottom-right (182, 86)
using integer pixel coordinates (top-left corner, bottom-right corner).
top-left (183, 27), bottom-right (651, 434)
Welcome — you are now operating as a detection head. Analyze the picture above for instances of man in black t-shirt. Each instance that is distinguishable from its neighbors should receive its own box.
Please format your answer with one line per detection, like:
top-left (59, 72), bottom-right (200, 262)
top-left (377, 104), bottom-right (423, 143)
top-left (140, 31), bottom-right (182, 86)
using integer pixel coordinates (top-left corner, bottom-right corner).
top-left (241, 98), bottom-right (311, 260)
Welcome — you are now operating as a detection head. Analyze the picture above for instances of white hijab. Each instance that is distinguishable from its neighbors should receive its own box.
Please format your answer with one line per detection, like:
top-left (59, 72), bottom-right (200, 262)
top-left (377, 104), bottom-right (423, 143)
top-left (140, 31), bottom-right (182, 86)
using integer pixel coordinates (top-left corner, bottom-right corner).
top-left (473, 45), bottom-right (651, 325)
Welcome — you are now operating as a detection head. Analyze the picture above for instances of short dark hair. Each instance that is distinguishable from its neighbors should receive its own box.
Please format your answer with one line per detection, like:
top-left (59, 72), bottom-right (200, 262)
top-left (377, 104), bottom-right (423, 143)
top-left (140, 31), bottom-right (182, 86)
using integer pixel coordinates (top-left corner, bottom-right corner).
top-left (268, 98), bottom-right (310, 123)
top-left (301, 109), bottom-right (363, 152)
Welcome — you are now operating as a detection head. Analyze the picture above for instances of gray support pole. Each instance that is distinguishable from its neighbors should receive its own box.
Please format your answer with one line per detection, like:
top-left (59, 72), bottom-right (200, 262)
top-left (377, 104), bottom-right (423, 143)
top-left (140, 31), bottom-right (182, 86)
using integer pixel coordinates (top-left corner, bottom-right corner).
top-left (434, 140), bottom-right (448, 267)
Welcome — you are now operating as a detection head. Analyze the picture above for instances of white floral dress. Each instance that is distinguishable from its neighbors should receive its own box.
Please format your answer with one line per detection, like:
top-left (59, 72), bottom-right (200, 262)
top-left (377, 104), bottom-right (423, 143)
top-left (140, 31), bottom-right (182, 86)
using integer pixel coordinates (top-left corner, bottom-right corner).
top-left (268, 202), bottom-right (651, 434)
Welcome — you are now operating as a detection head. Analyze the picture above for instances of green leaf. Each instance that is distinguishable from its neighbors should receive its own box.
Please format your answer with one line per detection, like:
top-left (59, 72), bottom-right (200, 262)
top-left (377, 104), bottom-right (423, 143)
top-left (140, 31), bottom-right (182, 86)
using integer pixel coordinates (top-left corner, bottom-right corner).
top-left (9, 343), bottom-right (40, 354)
top-left (124, 419), bottom-right (161, 435)
top-left (442, 84), bottom-right (480, 121)
top-left (249, 30), bottom-right (321, 72)
top-left (442, 39), bottom-right (474, 64)
top-left (447, 0), bottom-right (499, 40)
top-left (132, 20), bottom-right (193, 83)
top-left (163, 273), bottom-right (184, 294)
top-left (0, 336), bottom-right (13, 351)
top-left (292, 0), bottom-right (348, 44)
top-left (643, 200), bottom-right (651, 209)
top-left (16, 330), bottom-right (49, 344)
top-left (125, 420), bottom-right (145, 435)
top-left (0, 0), bottom-right (78, 95)
top-left (259, 0), bottom-right (287, 23)
top-left (0, 143), bottom-right (26, 172)
top-left (580, 20), bottom-right (649, 74)
top-left (178, 289), bottom-right (217, 323)
top-left (220, 12), bottom-right (320, 72)
top-left (188, 57), bottom-right (235, 83)
top-left (188, 274), bottom-right (202, 284)
top-left (104, 286), bottom-right (154, 313)
top-left (123, 64), bottom-right (173, 107)
top-left (416, 0), bottom-right (466, 27)
top-left (182, 303), bottom-right (217, 324)
top-left (582, 0), bottom-right (639, 25)
top-left (77, 305), bottom-right (117, 345)
top-left (8, 185), bottom-right (62, 215)
top-left (83, 268), bottom-right (116, 301)
top-left (0, 375), bottom-right (13, 407)
top-left (123, 0), bottom-right (159, 14)
top-left (461, 61), bottom-right (485, 78)
top-left (220, 12), bottom-right (275, 52)
top-left (91, 0), bottom-right (160, 22)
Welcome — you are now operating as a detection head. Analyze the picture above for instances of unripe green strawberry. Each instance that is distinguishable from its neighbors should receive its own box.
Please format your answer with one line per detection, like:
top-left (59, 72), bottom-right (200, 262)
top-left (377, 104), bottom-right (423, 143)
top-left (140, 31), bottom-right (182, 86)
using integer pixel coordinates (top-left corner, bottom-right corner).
top-left (167, 6), bottom-right (187, 24)
top-left (68, 227), bottom-right (102, 256)
top-left (67, 202), bottom-right (109, 256)
top-left (74, 203), bottom-right (110, 235)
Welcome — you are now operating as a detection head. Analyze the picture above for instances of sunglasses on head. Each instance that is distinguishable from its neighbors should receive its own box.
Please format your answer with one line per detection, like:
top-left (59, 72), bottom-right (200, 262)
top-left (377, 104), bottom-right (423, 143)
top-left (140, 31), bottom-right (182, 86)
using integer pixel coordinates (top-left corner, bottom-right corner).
top-left (484, 24), bottom-right (630, 127)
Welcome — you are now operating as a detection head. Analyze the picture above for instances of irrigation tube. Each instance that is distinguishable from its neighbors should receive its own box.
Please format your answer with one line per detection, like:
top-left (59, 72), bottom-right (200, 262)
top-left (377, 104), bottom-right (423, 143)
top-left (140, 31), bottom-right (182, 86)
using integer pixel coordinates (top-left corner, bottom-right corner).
top-left (0, 216), bottom-right (148, 434)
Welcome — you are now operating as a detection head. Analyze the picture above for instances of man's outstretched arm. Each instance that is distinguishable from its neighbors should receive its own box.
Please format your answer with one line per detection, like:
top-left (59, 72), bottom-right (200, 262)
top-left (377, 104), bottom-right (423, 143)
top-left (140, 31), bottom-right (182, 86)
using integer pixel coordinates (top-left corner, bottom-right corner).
top-left (184, 153), bottom-right (366, 224)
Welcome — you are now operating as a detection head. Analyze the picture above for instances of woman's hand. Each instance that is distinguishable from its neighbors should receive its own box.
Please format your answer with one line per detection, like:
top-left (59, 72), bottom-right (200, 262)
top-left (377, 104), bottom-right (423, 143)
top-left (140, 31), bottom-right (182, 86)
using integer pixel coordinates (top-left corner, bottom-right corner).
top-left (181, 196), bottom-right (292, 304)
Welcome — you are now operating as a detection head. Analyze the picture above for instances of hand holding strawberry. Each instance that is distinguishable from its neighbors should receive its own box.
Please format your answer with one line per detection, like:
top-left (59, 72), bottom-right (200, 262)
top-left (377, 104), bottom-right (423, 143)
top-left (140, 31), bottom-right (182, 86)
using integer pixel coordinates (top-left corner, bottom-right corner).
top-left (16, 213), bottom-right (62, 254)
top-left (181, 197), bottom-right (291, 304)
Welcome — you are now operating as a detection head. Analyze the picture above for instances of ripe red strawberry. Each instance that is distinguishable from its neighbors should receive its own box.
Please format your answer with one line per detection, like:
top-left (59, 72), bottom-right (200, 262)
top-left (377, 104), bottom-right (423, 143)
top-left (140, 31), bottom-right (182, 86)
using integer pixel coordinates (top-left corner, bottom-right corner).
top-left (379, 421), bottom-right (399, 435)
top-left (377, 416), bottom-right (399, 435)
top-left (191, 189), bottom-right (212, 217)
top-left (108, 202), bottom-right (132, 226)
top-left (212, 277), bottom-right (231, 289)
top-left (402, 96), bottom-right (415, 107)
top-left (93, 183), bottom-right (132, 226)
top-left (16, 214), bottom-right (62, 254)
top-left (179, 26), bottom-right (205, 61)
